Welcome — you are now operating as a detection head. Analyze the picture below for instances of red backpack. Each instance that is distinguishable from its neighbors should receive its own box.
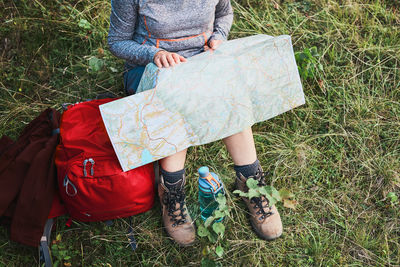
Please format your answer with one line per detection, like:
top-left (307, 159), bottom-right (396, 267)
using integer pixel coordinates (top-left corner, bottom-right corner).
top-left (55, 98), bottom-right (155, 222)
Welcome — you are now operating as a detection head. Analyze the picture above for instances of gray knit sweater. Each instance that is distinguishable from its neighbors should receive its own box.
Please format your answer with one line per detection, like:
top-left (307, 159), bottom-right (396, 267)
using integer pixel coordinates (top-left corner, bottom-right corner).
top-left (108, 0), bottom-right (234, 68)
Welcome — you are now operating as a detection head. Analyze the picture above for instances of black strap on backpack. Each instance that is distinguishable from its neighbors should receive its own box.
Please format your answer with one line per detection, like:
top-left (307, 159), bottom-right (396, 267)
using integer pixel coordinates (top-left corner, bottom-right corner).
top-left (127, 217), bottom-right (137, 251)
top-left (39, 218), bottom-right (54, 267)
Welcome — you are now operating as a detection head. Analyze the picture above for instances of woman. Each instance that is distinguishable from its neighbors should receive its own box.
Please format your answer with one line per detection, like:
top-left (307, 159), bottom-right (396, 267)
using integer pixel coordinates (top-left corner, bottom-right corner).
top-left (108, 0), bottom-right (283, 246)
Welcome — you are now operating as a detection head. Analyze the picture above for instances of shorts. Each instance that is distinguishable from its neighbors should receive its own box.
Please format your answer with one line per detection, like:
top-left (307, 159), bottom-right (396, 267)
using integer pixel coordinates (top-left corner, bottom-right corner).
top-left (123, 66), bottom-right (146, 95)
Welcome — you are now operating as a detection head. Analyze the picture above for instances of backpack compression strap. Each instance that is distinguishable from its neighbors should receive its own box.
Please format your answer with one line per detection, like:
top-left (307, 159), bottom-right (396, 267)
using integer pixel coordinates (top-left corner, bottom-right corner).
top-left (39, 218), bottom-right (54, 267)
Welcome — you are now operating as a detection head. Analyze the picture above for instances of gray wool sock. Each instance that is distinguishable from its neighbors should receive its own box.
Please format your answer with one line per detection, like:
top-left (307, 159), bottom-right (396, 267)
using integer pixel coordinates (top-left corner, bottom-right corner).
top-left (234, 159), bottom-right (260, 179)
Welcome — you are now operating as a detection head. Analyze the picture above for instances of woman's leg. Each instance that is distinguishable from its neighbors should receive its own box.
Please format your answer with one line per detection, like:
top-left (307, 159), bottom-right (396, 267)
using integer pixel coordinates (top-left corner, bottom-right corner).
top-left (158, 149), bottom-right (195, 246)
top-left (159, 149), bottom-right (187, 172)
top-left (222, 127), bottom-right (257, 166)
top-left (223, 127), bottom-right (283, 240)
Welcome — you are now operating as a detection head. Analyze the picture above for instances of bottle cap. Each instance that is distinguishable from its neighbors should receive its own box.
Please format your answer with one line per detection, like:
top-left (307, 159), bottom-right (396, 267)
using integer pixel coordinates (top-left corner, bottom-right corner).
top-left (198, 166), bottom-right (210, 178)
top-left (199, 169), bottom-right (223, 195)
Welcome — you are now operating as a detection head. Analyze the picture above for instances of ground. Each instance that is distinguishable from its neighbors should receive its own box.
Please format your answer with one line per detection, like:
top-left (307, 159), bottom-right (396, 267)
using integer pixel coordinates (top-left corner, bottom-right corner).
top-left (0, 0), bottom-right (399, 266)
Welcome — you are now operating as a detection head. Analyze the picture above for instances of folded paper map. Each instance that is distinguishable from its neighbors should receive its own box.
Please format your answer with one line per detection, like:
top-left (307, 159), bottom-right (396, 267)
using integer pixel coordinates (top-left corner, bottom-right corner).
top-left (100, 34), bottom-right (305, 171)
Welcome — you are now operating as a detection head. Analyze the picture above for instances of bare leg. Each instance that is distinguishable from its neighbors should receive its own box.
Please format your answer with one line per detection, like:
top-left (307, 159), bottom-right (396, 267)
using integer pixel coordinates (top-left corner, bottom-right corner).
top-left (159, 149), bottom-right (187, 172)
top-left (222, 127), bottom-right (257, 165)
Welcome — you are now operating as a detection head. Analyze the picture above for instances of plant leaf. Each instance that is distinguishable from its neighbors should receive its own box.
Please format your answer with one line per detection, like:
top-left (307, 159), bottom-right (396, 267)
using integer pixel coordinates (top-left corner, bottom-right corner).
top-left (279, 188), bottom-right (294, 199)
top-left (202, 246), bottom-right (210, 256)
top-left (269, 187), bottom-right (281, 201)
top-left (204, 216), bottom-right (214, 228)
top-left (246, 178), bottom-right (259, 189)
top-left (207, 231), bottom-right (218, 243)
top-left (283, 199), bottom-right (298, 210)
top-left (89, 57), bottom-right (104, 72)
top-left (215, 246), bottom-right (224, 257)
top-left (216, 194), bottom-right (226, 205)
top-left (258, 186), bottom-right (268, 195)
top-left (212, 222), bottom-right (225, 237)
top-left (109, 66), bottom-right (118, 73)
top-left (248, 188), bottom-right (260, 199)
top-left (233, 190), bottom-right (248, 197)
top-left (197, 225), bottom-right (210, 237)
top-left (387, 192), bottom-right (398, 202)
top-left (214, 210), bottom-right (225, 219)
top-left (78, 19), bottom-right (91, 30)
top-left (218, 204), bottom-right (229, 213)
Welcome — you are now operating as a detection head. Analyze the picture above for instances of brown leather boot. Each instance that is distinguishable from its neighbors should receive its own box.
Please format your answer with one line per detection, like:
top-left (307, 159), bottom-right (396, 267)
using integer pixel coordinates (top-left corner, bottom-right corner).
top-left (236, 166), bottom-right (283, 240)
top-left (158, 174), bottom-right (196, 246)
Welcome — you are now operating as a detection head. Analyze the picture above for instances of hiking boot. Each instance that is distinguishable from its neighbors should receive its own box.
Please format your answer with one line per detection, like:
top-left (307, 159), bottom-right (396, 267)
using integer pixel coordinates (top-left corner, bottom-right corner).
top-left (158, 174), bottom-right (196, 246)
top-left (236, 166), bottom-right (283, 240)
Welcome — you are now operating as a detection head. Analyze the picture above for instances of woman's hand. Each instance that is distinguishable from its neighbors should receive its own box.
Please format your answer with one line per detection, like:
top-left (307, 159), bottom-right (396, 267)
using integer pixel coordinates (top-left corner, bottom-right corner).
top-left (153, 50), bottom-right (187, 68)
top-left (204, 39), bottom-right (223, 51)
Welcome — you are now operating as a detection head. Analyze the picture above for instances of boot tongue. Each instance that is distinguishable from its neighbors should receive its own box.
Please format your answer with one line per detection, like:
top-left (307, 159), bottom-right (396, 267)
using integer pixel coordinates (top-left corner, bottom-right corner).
top-left (164, 178), bottom-right (184, 191)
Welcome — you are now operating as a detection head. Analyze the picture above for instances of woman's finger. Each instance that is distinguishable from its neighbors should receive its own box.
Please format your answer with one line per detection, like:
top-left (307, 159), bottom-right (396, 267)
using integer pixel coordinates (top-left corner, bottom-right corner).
top-left (172, 53), bottom-right (181, 64)
top-left (179, 55), bottom-right (187, 62)
top-left (167, 54), bottom-right (175, 66)
top-left (161, 55), bottom-right (169, 68)
top-left (154, 57), bottom-right (162, 68)
top-left (210, 40), bottom-right (222, 50)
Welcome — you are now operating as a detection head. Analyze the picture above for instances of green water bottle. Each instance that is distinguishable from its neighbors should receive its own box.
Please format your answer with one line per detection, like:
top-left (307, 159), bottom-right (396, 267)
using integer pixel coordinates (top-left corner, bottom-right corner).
top-left (198, 166), bottom-right (225, 222)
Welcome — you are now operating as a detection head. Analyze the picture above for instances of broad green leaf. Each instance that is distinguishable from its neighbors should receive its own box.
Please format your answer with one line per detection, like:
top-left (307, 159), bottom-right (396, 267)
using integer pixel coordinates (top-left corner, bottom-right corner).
top-left (387, 192), bottom-right (398, 202)
top-left (89, 57), bottom-right (104, 72)
top-left (212, 222), bottom-right (225, 236)
top-left (214, 210), bottom-right (225, 219)
top-left (248, 188), bottom-right (260, 199)
top-left (207, 231), bottom-right (218, 243)
top-left (218, 205), bottom-right (229, 213)
top-left (197, 225), bottom-right (210, 237)
top-left (215, 246), bottom-right (224, 257)
top-left (269, 186), bottom-right (281, 201)
top-left (204, 216), bottom-right (214, 228)
top-left (78, 19), bottom-right (91, 30)
top-left (233, 190), bottom-right (248, 197)
top-left (310, 46), bottom-right (319, 57)
top-left (216, 194), bottom-right (226, 205)
top-left (267, 196), bottom-right (277, 207)
top-left (258, 186), bottom-right (268, 196)
top-left (217, 199), bottom-right (226, 210)
top-left (246, 178), bottom-right (259, 189)
top-left (261, 191), bottom-right (275, 206)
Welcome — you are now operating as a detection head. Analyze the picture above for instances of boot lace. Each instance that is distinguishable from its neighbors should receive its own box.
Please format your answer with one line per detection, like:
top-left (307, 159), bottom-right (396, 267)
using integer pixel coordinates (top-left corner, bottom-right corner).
top-left (249, 169), bottom-right (273, 221)
top-left (163, 187), bottom-right (187, 227)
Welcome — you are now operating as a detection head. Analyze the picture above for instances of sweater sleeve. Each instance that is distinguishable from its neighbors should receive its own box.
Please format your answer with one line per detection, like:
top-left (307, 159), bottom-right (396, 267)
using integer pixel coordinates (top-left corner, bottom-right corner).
top-left (208, 0), bottom-right (234, 44)
top-left (107, 0), bottom-right (162, 66)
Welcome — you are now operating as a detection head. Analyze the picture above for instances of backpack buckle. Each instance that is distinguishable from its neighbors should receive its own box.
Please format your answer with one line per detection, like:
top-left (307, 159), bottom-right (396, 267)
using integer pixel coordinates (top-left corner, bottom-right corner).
top-left (63, 175), bottom-right (77, 196)
top-left (83, 158), bottom-right (95, 177)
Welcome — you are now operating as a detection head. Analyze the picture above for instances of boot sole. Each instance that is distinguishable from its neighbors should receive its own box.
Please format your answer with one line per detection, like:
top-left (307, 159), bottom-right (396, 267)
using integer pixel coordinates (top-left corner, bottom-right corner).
top-left (162, 225), bottom-right (197, 247)
top-left (159, 205), bottom-right (197, 247)
top-left (249, 219), bottom-right (282, 241)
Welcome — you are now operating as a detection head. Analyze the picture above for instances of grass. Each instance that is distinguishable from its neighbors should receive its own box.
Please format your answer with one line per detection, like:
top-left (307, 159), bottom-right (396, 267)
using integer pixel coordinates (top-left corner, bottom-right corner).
top-left (1, 0), bottom-right (399, 266)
